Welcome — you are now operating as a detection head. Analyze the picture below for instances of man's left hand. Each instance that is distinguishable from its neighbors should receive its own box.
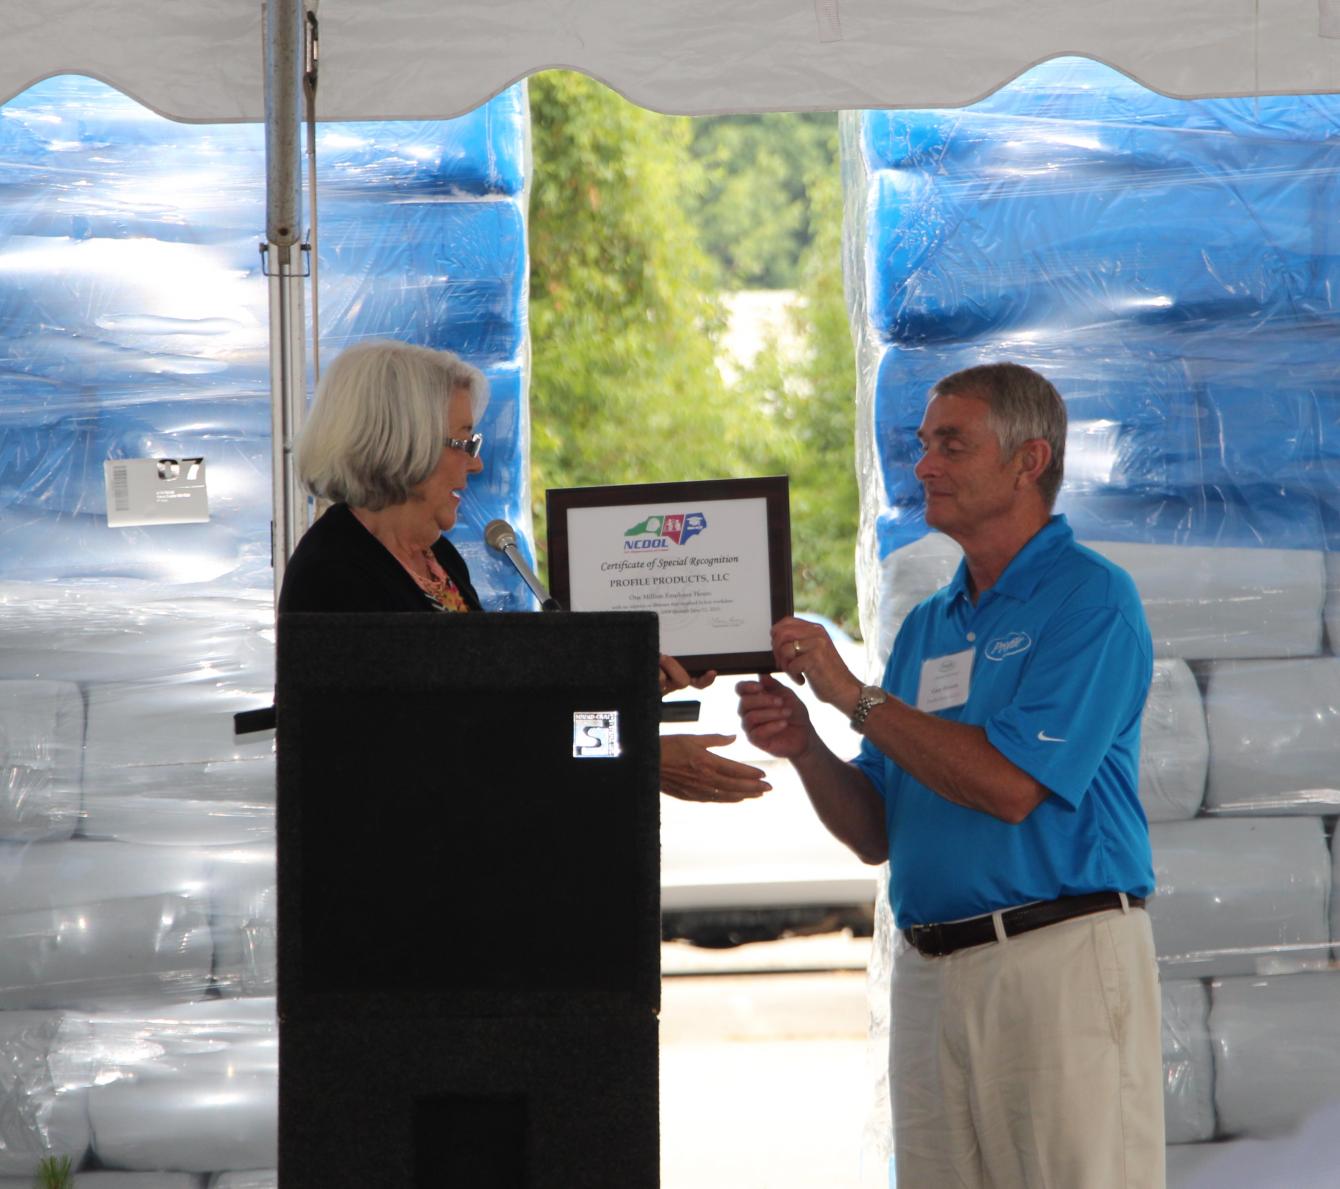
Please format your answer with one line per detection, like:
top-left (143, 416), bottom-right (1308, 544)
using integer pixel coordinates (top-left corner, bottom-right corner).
top-left (771, 617), bottom-right (861, 713)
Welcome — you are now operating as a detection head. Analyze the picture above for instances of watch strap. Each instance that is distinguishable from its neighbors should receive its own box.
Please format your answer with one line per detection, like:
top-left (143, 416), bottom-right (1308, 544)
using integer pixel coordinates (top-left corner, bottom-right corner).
top-left (850, 684), bottom-right (888, 731)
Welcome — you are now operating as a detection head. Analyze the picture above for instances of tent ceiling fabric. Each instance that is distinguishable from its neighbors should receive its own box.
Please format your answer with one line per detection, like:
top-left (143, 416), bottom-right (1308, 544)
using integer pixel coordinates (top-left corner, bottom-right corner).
top-left (3, 0), bottom-right (1339, 121)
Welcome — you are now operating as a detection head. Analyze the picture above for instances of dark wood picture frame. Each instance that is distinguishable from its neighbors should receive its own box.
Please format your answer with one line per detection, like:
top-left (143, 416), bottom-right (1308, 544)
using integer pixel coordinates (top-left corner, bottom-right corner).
top-left (546, 476), bottom-right (793, 675)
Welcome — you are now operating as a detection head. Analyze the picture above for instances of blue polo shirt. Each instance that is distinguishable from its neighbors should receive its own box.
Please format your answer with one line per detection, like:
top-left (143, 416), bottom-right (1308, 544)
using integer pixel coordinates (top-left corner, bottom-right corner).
top-left (854, 515), bottom-right (1155, 927)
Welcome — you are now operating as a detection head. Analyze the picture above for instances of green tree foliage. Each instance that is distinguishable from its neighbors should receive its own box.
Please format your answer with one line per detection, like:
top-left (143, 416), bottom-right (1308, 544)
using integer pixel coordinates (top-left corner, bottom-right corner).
top-left (528, 72), bottom-right (771, 567)
top-left (732, 157), bottom-right (861, 629)
top-left (527, 74), bottom-right (859, 630)
top-left (687, 114), bottom-right (839, 289)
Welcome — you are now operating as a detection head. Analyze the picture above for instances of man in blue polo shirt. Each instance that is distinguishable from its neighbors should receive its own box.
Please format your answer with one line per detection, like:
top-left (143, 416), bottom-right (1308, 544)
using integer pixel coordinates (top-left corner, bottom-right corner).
top-left (738, 362), bottom-right (1163, 1187)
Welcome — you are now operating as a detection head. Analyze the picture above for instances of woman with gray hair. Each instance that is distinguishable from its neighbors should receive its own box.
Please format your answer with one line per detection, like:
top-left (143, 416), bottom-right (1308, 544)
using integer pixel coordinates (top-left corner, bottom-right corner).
top-left (280, 339), bottom-right (487, 613)
top-left (280, 339), bottom-right (769, 801)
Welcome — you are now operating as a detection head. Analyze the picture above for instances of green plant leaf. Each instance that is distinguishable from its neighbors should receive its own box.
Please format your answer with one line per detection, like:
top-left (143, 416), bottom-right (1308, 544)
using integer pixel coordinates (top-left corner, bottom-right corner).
top-left (34, 1154), bottom-right (74, 1189)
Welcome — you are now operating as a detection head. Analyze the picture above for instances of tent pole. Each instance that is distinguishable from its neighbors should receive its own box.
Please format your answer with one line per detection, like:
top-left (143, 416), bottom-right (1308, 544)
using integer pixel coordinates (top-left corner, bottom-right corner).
top-left (264, 0), bottom-right (309, 602)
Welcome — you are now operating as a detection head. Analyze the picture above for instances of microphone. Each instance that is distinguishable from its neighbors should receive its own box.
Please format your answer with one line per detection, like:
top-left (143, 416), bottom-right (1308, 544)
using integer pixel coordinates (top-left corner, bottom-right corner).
top-left (485, 519), bottom-right (562, 611)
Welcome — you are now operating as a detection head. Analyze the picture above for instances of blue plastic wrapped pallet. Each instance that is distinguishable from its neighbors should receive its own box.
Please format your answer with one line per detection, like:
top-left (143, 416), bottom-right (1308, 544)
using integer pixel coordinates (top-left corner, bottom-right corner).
top-left (0, 74), bottom-right (533, 600)
top-left (847, 59), bottom-right (1340, 1181)
top-left (846, 57), bottom-right (1340, 662)
top-left (0, 75), bottom-right (531, 1181)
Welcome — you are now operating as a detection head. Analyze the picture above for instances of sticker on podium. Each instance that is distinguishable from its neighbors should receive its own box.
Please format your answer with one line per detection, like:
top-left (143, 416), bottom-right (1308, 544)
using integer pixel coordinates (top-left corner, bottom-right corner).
top-left (573, 711), bottom-right (622, 759)
top-left (104, 457), bottom-right (210, 527)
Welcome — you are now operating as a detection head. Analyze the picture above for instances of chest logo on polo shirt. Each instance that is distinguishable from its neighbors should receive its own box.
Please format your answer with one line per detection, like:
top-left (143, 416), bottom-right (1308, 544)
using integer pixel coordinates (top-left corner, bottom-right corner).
top-left (984, 631), bottom-right (1032, 661)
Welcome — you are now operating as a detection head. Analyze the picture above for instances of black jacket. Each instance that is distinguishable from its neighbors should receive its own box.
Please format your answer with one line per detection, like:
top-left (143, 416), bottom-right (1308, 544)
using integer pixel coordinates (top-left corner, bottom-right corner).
top-left (278, 502), bottom-right (483, 613)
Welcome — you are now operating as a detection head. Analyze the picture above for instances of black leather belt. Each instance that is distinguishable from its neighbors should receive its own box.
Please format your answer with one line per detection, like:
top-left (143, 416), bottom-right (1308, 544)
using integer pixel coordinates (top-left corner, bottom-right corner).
top-left (902, 892), bottom-right (1146, 958)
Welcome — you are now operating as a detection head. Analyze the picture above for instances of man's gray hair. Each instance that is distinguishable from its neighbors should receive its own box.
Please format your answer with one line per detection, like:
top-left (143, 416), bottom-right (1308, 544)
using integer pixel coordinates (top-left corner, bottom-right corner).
top-left (297, 340), bottom-right (488, 511)
top-left (930, 362), bottom-right (1067, 508)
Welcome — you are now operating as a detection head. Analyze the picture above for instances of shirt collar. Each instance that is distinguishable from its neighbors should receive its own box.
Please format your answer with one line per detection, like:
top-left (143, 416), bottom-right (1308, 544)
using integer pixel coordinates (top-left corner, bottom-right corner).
top-left (942, 514), bottom-right (1073, 608)
top-left (945, 555), bottom-right (974, 607)
top-left (992, 514), bottom-right (1073, 601)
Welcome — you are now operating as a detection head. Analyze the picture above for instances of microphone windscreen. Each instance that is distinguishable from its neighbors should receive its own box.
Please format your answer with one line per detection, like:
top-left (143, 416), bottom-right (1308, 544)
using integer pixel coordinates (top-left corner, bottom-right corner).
top-left (484, 519), bottom-right (516, 551)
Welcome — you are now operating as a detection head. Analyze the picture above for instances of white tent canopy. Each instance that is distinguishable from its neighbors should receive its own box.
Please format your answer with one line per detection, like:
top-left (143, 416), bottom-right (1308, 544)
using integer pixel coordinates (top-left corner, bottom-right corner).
top-left (5, 0), bottom-right (1340, 123)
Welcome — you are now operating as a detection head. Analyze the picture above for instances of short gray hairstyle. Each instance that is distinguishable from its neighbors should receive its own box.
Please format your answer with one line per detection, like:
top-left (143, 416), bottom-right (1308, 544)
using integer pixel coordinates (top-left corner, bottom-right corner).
top-left (297, 340), bottom-right (488, 511)
top-left (930, 362), bottom-right (1067, 508)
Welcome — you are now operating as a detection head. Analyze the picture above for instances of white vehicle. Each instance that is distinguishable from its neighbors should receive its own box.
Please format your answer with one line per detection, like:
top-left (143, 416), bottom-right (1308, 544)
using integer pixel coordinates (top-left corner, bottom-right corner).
top-left (659, 617), bottom-right (881, 947)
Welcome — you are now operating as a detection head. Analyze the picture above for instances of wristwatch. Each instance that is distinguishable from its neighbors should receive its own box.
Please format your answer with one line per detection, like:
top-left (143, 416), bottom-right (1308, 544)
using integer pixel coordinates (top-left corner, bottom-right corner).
top-left (849, 684), bottom-right (889, 731)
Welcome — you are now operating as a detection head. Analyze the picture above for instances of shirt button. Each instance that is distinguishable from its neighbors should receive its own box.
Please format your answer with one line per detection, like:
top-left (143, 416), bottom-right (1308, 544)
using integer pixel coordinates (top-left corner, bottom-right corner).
top-left (966, 631), bottom-right (976, 642)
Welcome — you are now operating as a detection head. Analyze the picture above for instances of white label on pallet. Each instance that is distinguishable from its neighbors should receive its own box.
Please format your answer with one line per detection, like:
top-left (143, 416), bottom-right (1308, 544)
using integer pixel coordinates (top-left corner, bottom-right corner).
top-left (103, 457), bottom-right (210, 527)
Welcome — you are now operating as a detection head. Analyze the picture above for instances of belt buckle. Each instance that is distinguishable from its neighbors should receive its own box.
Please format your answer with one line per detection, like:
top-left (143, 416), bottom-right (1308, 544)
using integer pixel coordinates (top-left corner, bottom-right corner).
top-left (908, 923), bottom-right (945, 957)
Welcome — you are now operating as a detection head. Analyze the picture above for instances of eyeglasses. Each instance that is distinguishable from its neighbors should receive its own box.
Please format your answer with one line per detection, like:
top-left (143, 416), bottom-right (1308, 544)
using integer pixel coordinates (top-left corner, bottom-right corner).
top-left (444, 432), bottom-right (484, 458)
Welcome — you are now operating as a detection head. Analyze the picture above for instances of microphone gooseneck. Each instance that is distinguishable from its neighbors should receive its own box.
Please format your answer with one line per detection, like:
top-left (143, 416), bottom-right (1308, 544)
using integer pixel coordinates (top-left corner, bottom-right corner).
top-left (484, 519), bottom-right (562, 611)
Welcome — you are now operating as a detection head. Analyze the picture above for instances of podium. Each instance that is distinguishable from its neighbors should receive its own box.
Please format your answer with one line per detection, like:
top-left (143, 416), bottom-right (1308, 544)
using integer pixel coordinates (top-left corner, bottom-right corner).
top-left (276, 612), bottom-right (662, 1188)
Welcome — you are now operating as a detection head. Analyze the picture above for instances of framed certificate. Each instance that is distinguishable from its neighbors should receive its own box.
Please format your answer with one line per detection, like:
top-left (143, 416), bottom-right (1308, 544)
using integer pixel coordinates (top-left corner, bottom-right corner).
top-left (547, 476), bottom-right (793, 674)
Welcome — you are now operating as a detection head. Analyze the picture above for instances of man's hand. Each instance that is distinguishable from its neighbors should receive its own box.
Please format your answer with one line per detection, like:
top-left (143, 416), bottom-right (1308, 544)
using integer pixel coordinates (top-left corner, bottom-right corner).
top-left (736, 673), bottom-right (817, 761)
top-left (660, 734), bottom-right (771, 802)
top-left (659, 653), bottom-right (716, 696)
top-left (770, 617), bottom-right (862, 713)
top-left (738, 673), bottom-right (889, 864)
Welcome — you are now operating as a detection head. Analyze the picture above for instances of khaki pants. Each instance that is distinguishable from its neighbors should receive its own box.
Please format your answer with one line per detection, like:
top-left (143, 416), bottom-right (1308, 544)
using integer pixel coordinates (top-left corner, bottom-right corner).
top-left (890, 906), bottom-right (1165, 1189)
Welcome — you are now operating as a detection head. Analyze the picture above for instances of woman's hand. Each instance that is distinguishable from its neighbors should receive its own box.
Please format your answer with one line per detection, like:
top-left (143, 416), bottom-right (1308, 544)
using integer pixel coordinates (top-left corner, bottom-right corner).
top-left (659, 654), bottom-right (716, 696)
top-left (660, 734), bottom-right (771, 802)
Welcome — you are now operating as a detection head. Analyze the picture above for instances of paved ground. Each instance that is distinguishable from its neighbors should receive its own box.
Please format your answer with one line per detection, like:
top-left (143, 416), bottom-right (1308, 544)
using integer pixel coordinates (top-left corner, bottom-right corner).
top-left (659, 935), bottom-right (893, 1189)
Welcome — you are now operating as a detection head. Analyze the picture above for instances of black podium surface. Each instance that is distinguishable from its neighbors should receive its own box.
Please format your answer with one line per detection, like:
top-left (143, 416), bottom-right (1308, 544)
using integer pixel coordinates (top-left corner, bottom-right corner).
top-left (277, 612), bottom-right (662, 1188)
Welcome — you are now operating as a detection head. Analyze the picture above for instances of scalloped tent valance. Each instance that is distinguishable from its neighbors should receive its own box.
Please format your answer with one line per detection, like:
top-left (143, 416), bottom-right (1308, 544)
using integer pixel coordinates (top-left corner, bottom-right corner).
top-left (4, 0), bottom-right (1339, 122)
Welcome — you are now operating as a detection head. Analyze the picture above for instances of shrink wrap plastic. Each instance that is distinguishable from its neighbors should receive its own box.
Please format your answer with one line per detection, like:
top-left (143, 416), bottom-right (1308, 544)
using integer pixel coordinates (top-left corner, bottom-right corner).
top-left (873, 522), bottom-right (1328, 661)
top-left (0, 73), bottom-right (533, 602)
top-left (207, 846), bottom-right (277, 999)
top-left (1333, 838), bottom-right (1340, 955)
top-left (0, 1177), bottom-right (205, 1188)
top-left (79, 643), bottom-right (277, 847)
top-left (0, 841), bottom-right (214, 1010)
top-left (0, 680), bottom-right (84, 841)
top-left (1327, 551), bottom-right (1340, 650)
top-left (1149, 819), bottom-right (1329, 980)
top-left (0, 75), bottom-right (530, 1177)
top-left (851, 60), bottom-right (1340, 1168)
top-left (1203, 659), bottom-right (1340, 815)
top-left (0, 1011), bottom-right (92, 1176)
top-left (1137, 660), bottom-right (1209, 823)
top-left (0, 999), bottom-right (277, 1176)
top-left (848, 57), bottom-right (1340, 650)
top-left (0, 586), bottom-right (276, 686)
top-left (1162, 980), bottom-right (1215, 1145)
top-left (84, 1000), bottom-right (277, 1173)
top-left (1085, 541), bottom-right (1326, 661)
top-left (1210, 974), bottom-right (1340, 1139)
top-left (1166, 1101), bottom-right (1340, 1188)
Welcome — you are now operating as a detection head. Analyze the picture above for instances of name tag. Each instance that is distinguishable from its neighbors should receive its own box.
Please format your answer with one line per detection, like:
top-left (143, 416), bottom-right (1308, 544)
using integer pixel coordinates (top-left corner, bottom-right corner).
top-left (916, 647), bottom-right (974, 713)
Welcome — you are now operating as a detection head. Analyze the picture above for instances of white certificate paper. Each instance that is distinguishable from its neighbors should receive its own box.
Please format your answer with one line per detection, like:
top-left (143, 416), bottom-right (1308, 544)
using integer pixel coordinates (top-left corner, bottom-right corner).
top-left (564, 496), bottom-right (773, 658)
